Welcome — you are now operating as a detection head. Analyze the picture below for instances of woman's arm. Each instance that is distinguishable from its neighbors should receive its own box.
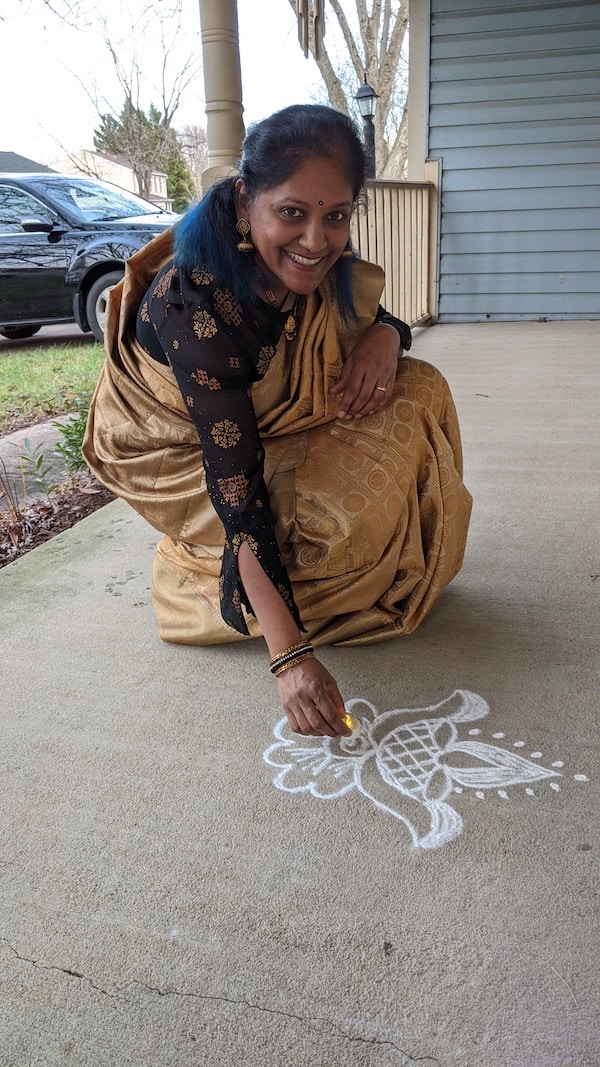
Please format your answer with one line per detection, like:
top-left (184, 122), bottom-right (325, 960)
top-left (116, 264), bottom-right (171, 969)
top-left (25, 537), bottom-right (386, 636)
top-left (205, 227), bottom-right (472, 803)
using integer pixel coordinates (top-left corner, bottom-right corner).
top-left (144, 270), bottom-right (350, 736)
top-left (238, 542), bottom-right (350, 737)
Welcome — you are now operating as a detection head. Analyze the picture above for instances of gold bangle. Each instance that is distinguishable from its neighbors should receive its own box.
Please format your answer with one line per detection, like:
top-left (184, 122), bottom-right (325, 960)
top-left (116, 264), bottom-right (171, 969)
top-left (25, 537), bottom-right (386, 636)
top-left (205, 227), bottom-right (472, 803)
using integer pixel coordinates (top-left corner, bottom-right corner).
top-left (273, 651), bottom-right (315, 677)
top-left (270, 641), bottom-right (306, 663)
top-left (269, 642), bottom-right (313, 674)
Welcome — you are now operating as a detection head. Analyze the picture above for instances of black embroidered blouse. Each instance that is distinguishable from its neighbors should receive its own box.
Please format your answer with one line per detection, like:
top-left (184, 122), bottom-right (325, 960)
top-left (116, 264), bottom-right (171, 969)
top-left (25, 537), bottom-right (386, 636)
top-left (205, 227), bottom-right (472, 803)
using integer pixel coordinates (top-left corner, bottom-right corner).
top-left (135, 259), bottom-right (410, 635)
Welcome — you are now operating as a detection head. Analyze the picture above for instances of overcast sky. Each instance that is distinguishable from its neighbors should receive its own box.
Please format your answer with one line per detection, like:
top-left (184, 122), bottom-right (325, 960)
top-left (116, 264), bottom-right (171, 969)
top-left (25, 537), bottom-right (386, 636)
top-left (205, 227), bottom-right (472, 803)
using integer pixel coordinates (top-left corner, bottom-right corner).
top-left (1, 0), bottom-right (324, 166)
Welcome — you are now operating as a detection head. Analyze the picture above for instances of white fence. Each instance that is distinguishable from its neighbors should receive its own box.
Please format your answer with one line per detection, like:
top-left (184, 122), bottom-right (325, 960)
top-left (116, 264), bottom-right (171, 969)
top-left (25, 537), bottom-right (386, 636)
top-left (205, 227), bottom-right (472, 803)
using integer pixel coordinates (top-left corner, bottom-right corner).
top-left (352, 179), bottom-right (435, 326)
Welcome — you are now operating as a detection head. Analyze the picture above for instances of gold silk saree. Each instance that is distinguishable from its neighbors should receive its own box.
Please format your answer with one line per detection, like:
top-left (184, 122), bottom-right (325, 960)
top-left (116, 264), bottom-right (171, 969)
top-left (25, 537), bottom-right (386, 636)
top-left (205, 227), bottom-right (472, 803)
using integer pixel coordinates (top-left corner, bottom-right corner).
top-left (83, 231), bottom-right (472, 647)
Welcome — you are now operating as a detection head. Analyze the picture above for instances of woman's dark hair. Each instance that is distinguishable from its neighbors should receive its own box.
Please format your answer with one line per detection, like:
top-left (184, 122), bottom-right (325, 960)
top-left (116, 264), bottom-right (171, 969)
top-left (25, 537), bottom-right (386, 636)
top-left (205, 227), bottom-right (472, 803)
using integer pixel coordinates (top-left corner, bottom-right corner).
top-left (174, 104), bottom-right (367, 316)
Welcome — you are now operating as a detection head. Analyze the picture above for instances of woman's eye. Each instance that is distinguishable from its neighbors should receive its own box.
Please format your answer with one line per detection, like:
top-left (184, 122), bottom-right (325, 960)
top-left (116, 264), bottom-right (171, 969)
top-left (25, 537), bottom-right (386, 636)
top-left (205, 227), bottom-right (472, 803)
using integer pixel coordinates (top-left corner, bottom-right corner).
top-left (279, 207), bottom-right (348, 222)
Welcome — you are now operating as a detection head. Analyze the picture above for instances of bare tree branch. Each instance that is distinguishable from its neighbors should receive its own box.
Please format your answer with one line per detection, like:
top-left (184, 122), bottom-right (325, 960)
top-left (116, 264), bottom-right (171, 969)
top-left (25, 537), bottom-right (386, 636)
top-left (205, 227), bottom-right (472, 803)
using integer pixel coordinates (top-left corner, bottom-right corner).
top-left (326, 0), bottom-right (365, 74)
top-left (285, 0), bottom-right (408, 177)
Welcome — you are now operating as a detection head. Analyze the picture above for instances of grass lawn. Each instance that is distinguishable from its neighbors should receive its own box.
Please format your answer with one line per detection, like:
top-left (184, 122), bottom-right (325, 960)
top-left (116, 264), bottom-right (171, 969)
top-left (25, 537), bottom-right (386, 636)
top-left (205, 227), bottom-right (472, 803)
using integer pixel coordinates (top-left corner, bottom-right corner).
top-left (0, 340), bottom-right (104, 435)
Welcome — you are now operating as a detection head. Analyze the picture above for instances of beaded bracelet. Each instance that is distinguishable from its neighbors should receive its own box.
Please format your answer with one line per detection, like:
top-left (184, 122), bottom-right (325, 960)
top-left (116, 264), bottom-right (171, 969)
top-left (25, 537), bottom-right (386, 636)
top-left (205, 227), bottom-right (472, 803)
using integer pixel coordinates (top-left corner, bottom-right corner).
top-left (269, 642), bottom-right (314, 674)
top-left (269, 641), bottom-right (314, 675)
top-left (272, 651), bottom-right (316, 677)
top-left (270, 641), bottom-right (307, 662)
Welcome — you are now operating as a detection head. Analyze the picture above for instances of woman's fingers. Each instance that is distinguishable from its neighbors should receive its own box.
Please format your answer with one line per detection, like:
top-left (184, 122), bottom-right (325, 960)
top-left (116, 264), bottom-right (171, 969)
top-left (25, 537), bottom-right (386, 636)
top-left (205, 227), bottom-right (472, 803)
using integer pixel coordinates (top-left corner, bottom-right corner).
top-left (278, 659), bottom-right (350, 737)
top-left (331, 321), bottom-right (399, 418)
top-left (337, 379), bottom-right (390, 419)
top-left (344, 380), bottom-right (392, 419)
top-left (331, 360), bottom-right (393, 418)
top-left (286, 695), bottom-right (346, 737)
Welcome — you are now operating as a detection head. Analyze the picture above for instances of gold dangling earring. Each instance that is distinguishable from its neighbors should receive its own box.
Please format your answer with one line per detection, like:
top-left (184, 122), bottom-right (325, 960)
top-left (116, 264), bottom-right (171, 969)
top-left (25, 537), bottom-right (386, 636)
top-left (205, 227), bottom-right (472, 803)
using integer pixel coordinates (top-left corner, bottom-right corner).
top-left (236, 218), bottom-right (254, 252)
top-left (340, 241), bottom-right (353, 258)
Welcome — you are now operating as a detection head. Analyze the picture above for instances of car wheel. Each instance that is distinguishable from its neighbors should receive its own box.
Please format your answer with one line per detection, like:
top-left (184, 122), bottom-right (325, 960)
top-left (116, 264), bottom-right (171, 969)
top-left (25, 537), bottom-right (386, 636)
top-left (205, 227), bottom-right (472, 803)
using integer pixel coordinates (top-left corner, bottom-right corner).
top-left (0, 325), bottom-right (42, 340)
top-left (85, 271), bottom-right (123, 343)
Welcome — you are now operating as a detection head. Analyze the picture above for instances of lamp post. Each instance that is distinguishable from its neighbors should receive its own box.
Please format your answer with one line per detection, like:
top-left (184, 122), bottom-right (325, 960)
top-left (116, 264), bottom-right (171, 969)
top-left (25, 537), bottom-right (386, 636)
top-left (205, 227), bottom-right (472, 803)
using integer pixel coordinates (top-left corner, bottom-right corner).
top-left (355, 74), bottom-right (378, 180)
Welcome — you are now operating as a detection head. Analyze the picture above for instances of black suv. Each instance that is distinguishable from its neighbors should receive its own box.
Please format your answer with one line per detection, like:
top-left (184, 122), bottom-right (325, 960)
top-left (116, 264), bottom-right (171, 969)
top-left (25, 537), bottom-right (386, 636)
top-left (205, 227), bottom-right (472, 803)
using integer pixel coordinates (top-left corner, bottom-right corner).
top-left (0, 174), bottom-right (177, 342)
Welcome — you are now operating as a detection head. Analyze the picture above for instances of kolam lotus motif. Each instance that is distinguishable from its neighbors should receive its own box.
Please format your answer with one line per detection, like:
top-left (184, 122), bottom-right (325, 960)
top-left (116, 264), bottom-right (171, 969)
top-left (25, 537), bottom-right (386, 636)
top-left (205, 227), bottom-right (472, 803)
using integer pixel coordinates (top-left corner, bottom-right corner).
top-left (264, 690), bottom-right (567, 850)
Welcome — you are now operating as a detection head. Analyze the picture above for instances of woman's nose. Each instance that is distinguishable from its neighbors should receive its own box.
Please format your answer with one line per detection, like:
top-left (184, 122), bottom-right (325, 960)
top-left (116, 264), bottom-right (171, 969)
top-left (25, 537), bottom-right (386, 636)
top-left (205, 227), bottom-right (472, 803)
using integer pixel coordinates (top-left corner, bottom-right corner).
top-left (300, 216), bottom-right (327, 252)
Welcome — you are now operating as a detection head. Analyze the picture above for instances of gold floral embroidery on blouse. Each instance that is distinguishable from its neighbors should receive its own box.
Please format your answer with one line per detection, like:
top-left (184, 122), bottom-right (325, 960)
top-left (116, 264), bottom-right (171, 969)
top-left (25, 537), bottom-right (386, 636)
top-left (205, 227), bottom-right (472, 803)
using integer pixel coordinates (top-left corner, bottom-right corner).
top-left (217, 474), bottom-right (250, 507)
top-left (229, 356), bottom-right (241, 368)
top-left (140, 300), bottom-right (150, 323)
top-left (210, 419), bottom-right (241, 449)
top-left (153, 266), bottom-right (177, 299)
top-left (189, 267), bottom-right (216, 286)
top-left (256, 345), bottom-right (276, 376)
top-left (232, 532), bottom-right (259, 554)
top-left (213, 288), bottom-right (243, 328)
top-left (185, 395), bottom-right (195, 408)
top-left (191, 368), bottom-right (221, 390)
top-left (172, 338), bottom-right (180, 349)
top-left (193, 309), bottom-right (218, 340)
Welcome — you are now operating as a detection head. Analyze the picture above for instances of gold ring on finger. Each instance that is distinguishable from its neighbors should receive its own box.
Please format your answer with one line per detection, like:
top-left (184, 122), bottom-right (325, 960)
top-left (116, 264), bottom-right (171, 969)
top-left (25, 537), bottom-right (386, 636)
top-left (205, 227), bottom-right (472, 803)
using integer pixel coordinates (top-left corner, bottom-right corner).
top-left (375, 386), bottom-right (386, 392)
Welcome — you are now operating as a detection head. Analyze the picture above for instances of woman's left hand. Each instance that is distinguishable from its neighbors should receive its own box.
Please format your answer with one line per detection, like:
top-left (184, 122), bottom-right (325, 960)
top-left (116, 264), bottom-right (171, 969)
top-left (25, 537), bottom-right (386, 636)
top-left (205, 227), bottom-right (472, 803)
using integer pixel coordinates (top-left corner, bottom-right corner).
top-left (330, 322), bottom-right (401, 420)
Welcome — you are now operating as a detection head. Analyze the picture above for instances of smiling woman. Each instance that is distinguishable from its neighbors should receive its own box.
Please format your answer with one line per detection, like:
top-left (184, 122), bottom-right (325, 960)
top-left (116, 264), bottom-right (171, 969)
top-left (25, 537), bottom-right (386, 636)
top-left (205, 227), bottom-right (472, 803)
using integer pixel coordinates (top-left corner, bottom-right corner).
top-left (83, 104), bottom-right (472, 741)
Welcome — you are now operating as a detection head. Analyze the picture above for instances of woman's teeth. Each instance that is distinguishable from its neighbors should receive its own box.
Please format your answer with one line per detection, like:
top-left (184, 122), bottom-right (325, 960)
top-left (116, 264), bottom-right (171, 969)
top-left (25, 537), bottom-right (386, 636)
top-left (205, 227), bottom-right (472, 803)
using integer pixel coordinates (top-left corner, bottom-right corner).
top-left (288, 252), bottom-right (324, 266)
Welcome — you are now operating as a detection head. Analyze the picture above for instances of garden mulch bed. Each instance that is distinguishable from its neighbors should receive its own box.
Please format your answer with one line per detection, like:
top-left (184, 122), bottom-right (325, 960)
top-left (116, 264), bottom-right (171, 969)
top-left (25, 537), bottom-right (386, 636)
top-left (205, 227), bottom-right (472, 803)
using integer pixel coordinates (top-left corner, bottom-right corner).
top-left (0, 413), bottom-right (116, 569)
top-left (0, 479), bottom-right (116, 569)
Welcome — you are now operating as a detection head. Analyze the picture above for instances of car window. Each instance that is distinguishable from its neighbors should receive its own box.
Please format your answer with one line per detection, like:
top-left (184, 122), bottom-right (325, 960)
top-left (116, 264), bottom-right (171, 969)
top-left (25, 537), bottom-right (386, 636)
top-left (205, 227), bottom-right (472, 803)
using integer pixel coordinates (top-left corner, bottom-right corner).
top-left (26, 177), bottom-right (163, 223)
top-left (0, 185), bottom-right (57, 234)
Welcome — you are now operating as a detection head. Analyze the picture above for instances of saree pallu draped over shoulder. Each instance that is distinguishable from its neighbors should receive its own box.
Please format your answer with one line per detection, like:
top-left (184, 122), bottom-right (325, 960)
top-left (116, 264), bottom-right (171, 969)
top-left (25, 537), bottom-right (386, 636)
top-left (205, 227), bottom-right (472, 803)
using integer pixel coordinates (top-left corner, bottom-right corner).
top-left (83, 231), bottom-right (472, 647)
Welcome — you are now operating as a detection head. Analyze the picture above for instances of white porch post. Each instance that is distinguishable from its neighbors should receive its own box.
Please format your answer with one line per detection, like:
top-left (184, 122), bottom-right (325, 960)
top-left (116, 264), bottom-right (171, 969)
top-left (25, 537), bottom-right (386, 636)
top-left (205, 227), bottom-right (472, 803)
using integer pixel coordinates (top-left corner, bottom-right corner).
top-left (406, 0), bottom-right (429, 181)
top-left (197, 0), bottom-right (246, 191)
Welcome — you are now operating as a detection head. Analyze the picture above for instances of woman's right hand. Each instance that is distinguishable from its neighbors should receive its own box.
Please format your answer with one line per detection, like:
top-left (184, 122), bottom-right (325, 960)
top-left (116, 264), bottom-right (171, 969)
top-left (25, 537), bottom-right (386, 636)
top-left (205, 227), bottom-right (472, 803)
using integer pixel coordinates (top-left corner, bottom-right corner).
top-left (276, 657), bottom-right (351, 737)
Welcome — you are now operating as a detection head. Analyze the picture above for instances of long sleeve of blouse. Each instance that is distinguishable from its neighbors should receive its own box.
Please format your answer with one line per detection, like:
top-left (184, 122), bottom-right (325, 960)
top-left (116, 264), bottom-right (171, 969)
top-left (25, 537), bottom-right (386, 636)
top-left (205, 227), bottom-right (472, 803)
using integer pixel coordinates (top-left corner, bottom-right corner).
top-left (136, 261), bottom-right (302, 636)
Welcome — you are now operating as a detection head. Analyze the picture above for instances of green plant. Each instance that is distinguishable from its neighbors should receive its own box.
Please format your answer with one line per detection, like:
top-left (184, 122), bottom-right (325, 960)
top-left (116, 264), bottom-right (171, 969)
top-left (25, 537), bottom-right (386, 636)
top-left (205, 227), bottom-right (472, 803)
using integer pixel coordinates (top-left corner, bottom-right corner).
top-left (53, 392), bottom-right (92, 474)
top-left (0, 454), bottom-right (50, 557)
top-left (18, 439), bottom-right (56, 501)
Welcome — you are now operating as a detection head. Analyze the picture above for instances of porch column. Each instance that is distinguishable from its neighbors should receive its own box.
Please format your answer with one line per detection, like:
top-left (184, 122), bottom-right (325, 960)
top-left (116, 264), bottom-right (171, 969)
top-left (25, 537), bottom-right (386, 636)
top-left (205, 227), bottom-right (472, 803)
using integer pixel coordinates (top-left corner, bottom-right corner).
top-left (406, 0), bottom-right (429, 180)
top-left (198, 0), bottom-right (245, 191)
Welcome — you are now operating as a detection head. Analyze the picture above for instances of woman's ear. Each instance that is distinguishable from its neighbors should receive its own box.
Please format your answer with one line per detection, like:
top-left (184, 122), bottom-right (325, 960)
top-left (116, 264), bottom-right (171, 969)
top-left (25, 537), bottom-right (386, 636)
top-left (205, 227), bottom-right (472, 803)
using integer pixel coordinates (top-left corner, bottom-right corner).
top-left (235, 179), bottom-right (250, 219)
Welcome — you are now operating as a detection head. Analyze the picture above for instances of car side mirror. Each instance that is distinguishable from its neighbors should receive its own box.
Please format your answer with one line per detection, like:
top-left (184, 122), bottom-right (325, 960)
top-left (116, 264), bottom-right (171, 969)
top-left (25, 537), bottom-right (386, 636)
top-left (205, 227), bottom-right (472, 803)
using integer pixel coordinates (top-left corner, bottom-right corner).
top-left (21, 217), bottom-right (56, 234)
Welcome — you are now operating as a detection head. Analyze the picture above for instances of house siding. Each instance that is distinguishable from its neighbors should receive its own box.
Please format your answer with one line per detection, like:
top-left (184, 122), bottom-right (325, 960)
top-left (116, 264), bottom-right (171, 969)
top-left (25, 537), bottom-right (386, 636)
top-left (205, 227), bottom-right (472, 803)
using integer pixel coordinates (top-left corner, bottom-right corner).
top-left (428, 0), bottom-right (600, 321)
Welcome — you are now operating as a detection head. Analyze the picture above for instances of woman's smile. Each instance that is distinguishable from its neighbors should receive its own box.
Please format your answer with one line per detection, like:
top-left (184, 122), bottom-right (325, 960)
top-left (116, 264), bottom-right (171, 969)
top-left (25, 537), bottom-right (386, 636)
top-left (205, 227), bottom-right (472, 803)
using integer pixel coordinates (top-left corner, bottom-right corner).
top-left (286, 251), bottom-right (326, 267)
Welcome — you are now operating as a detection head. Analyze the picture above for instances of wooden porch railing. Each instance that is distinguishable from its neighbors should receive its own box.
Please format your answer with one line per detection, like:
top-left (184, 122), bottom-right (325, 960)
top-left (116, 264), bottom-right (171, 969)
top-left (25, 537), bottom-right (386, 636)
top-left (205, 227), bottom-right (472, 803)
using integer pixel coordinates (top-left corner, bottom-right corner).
top-left (352, 179), bottom-right (435, 327)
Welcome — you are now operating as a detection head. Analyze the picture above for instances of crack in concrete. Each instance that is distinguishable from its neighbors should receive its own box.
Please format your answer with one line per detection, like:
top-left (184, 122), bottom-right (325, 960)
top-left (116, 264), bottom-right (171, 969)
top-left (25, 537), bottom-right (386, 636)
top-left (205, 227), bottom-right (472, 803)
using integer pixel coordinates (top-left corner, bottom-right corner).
top-left (0, 939), bottom-right (441, 1064)
top-left (1, 938), bottom-right (119, 999)
top-left (127, 979), bottom-right (441, 1063)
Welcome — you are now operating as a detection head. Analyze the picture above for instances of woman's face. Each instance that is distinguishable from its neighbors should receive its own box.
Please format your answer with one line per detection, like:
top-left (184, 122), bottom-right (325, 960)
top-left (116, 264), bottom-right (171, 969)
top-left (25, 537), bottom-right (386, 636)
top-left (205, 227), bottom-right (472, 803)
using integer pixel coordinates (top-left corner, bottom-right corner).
top-left (236, 157), bottom-right (354, 302)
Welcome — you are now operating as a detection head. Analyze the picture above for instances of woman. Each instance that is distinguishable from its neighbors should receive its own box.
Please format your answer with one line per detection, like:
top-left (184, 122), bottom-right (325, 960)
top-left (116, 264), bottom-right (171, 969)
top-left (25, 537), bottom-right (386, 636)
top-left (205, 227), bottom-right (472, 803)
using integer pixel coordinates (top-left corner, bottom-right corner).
top-left (83, 104), bottom-right (472, 740)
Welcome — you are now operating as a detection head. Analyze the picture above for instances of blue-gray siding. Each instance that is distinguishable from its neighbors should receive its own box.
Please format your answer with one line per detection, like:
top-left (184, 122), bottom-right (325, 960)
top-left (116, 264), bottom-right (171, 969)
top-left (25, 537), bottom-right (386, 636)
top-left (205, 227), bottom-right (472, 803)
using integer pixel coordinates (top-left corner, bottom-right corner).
top-left (428, 0), bottom-right (600, 321)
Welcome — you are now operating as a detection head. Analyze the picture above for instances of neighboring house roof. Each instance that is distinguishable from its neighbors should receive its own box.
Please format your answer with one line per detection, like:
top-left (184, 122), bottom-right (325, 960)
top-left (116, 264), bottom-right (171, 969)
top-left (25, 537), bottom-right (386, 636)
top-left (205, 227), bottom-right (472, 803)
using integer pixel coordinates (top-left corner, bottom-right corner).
top-left (0, 152), bottom-right (56, 173)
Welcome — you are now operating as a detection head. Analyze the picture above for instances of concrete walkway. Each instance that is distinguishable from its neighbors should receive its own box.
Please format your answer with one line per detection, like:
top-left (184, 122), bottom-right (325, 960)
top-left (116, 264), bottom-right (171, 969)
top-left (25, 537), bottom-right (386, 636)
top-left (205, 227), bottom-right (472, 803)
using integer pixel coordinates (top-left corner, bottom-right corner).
top-left (1, 322), bottom-right (598, 1067)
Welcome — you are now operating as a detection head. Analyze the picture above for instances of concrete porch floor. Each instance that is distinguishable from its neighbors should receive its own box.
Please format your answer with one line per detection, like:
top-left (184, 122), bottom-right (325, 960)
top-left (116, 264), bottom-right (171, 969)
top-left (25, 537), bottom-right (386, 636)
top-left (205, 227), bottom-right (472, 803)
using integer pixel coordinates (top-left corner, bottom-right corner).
top-left (0, 321), bottom-right (598, 1066)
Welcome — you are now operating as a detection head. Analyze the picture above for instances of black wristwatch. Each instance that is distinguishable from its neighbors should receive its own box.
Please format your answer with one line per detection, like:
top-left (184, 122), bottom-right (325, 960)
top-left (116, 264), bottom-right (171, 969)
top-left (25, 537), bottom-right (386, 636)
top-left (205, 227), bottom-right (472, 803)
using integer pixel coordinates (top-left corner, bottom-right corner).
top-left (374, 305), bottom-right (412, 352)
